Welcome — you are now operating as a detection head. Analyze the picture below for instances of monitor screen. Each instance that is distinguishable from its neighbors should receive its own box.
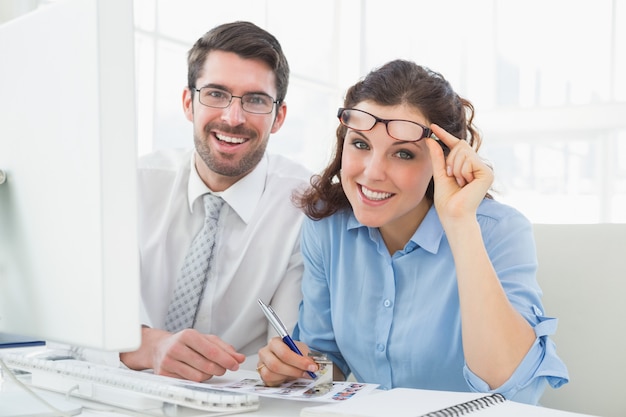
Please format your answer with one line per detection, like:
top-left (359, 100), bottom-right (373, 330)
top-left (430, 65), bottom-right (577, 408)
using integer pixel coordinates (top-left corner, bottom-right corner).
top-left (0, 0), bottom-right (140, 351)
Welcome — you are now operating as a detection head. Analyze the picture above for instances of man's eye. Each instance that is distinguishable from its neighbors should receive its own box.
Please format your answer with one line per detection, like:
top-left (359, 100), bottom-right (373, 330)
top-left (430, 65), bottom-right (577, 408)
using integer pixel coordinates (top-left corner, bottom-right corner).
top-left (207, 90), bottom-right (227, 99)
top-left (245, 94), bottom-right (270, 105)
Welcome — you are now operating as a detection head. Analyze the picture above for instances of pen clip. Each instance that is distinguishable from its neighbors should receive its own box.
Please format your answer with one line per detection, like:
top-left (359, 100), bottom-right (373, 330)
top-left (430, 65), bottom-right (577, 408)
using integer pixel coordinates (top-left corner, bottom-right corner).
top-left (257, 299), bottom-right (288, 337)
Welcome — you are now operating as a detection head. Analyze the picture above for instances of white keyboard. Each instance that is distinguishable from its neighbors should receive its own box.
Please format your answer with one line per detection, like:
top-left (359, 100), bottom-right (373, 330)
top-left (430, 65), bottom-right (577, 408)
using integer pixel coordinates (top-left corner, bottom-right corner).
top-left (2, 351), bottom-right (259, 414)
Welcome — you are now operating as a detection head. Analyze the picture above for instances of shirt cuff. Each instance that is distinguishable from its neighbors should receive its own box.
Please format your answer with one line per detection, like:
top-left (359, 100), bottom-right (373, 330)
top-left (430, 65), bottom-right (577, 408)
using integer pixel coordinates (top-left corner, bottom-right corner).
top-left (463, 315), bottom-right (569, 404)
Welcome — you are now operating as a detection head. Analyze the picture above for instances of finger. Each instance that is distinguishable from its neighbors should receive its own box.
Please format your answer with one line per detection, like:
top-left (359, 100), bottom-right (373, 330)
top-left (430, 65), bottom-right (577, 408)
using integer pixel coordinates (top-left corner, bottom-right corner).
top-left (162, 361), bottom-right (215, 382)
top-left (427, 136), bottom-right (461, 196)
top-left (449, 152), bottom-right (469, 187)
top-left (430, 123), bottom-right (468, 182)
top-left (202, 334), bottom-right (246, 363)
top-left (257, 339), bottom-right (294, 386)
top-left (287, 340), bottom-right (319, 377)
top-left (426, 136), bottom-right (447, 180)
top-left (192, 334), bottom-right (244, 372)
top-left (450, 147), bottom-right (488, 188)
top-left (430, 123), bottom-right (461, 151)
top-left (460, 157), bottom-right (475, 185)
top-left (263, 338), bottom-right (318, 381)
top-left (156, 342), bottom-right (216, 381)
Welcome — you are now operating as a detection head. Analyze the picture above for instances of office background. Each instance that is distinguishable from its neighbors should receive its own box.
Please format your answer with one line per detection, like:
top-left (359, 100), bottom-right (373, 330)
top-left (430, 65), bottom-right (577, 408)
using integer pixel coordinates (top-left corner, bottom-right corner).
top-left (2, 0), bottom-right (625, 224)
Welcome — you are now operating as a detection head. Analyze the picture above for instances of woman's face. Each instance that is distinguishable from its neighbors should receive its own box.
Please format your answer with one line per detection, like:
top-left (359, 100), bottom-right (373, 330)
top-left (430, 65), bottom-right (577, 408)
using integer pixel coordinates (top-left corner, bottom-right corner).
top-left (340, 101), bottom-right (434, 236)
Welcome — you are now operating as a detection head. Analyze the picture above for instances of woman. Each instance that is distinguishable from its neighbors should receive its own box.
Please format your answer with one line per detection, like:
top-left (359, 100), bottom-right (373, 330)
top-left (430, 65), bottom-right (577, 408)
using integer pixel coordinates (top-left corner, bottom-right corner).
top-left (258, 59), bottom-right (568, 404)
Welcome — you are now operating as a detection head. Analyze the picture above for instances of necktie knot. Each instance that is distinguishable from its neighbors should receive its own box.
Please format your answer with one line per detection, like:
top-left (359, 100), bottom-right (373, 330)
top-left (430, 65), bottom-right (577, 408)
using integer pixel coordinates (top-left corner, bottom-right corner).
top-left (203, 193), bottom-right (224, 222)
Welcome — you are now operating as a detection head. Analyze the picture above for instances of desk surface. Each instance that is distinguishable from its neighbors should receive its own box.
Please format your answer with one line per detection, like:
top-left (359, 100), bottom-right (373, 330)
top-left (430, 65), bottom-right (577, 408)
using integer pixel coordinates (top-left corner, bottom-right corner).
top-left (0, 352), bottom-right (317, 417)
top-left (1, 348), bottom-right (595, 417)
top-left (0, 379), bottom-right (598, 417)
top-left (0, 380), bottom-right (316, 417)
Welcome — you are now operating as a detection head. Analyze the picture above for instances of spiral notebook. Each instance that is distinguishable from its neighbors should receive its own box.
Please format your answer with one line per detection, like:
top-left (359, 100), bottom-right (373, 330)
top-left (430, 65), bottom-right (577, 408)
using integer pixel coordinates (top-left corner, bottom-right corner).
top-left (299, 388), bottom-right (597, 417)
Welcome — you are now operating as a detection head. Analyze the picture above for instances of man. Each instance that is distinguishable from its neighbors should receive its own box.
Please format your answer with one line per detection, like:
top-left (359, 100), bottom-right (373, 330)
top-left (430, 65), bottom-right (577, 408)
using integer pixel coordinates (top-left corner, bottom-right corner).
top-left (120, 21), bottom-right (311, 382)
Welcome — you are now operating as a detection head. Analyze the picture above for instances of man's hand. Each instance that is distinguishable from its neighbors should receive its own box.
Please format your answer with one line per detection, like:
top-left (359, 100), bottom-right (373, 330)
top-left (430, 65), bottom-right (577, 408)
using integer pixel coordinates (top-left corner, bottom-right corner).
top-left (120, 327), bottom-right (245, 382)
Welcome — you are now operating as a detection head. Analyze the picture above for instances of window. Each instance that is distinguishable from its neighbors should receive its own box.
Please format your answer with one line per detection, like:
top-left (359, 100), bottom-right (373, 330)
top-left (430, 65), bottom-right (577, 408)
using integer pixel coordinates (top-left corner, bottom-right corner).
top-left (132, 0), bottom-right (625, 223)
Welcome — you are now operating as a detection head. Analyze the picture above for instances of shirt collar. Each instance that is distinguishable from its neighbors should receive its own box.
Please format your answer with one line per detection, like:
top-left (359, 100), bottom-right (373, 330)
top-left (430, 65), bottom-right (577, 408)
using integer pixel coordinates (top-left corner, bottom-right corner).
top-left (412, 205), bottom-right (445, 254)
top-left (345, 204), bottom-right (444, 254)
top-left (186, 151), bottom-right (267, 224)
top-left (187, 153), bottom-right (210, 213)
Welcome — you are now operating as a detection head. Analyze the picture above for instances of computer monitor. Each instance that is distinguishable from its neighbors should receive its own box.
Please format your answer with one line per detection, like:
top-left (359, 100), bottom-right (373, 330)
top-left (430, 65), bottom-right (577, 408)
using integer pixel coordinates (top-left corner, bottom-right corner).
top-left (0, 0), bottom-right (140, 352)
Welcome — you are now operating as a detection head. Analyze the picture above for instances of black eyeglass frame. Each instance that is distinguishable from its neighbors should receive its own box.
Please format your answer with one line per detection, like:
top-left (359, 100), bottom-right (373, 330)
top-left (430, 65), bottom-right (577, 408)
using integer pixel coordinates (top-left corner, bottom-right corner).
top-left (194, 87), bottom-right (279, 114)
top-left (337, 107), bottom-right (432, 142)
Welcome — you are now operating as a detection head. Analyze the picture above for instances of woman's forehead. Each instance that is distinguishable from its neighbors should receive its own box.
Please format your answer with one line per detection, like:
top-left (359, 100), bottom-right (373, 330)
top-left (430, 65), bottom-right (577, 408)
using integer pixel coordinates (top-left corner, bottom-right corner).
top-left (353, 101), bottom-right (428, 125)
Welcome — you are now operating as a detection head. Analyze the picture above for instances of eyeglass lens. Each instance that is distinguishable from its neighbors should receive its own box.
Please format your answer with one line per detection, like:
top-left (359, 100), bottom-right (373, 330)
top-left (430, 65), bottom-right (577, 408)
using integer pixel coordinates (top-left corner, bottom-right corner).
top-left (197, 87), bottom-right (275, 114)
top-left (339, 108), bottom-right (429, 142)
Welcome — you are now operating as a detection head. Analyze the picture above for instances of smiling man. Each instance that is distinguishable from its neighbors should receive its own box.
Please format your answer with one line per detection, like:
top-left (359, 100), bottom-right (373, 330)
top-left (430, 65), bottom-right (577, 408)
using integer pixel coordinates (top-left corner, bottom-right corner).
top-left (119, 21), bottom-right (311, 382)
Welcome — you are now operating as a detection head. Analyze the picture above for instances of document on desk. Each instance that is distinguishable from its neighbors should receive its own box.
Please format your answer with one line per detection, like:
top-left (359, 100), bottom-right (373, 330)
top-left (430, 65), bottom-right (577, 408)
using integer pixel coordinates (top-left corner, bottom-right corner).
top-left (298, 388), bottom-right (601, 417)
top-left (207, 369), bottom-right (379, 403)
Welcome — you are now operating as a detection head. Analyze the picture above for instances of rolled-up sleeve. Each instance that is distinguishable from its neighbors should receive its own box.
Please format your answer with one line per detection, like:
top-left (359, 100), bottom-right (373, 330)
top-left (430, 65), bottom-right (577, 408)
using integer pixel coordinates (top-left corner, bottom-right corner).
top-left (464, 313), bottom-right (569, 404)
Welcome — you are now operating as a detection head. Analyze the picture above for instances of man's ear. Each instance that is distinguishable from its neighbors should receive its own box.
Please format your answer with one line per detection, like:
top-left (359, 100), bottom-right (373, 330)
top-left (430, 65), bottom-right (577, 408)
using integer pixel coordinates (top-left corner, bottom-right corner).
top-left (270, 101), bottom-right (287, 134)
top-left (182, 87), bottom-right (194, 122)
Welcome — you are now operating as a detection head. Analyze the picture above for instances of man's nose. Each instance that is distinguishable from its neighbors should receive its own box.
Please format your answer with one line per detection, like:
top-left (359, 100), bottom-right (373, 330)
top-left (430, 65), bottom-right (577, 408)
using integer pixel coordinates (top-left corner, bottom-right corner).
top-left (220, 96), bottom-right (246, 125)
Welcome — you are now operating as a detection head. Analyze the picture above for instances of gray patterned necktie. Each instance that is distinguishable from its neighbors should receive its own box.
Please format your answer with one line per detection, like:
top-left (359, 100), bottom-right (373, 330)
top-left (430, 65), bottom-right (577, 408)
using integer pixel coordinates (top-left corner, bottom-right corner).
top-left (164, 193), bottom-right (224, 332)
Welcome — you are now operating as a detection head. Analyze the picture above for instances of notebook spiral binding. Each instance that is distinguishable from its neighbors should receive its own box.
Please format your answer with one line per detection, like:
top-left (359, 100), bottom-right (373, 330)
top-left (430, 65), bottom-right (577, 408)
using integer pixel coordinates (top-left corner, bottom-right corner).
top-left (421, 393), bottom-right (506, 417)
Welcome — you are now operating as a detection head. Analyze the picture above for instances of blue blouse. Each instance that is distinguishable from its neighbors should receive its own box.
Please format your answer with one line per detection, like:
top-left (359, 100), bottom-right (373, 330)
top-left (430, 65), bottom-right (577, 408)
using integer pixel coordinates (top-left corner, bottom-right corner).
top-left (293, 199), bottom-right (569, 404)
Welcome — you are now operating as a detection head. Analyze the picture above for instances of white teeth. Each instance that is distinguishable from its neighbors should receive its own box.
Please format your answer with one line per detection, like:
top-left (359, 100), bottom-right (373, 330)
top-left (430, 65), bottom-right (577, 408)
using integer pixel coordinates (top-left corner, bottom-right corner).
top-left (361, 185), bottom-right (392, 201)
top-left (216, 133), bottom-right (246, 144)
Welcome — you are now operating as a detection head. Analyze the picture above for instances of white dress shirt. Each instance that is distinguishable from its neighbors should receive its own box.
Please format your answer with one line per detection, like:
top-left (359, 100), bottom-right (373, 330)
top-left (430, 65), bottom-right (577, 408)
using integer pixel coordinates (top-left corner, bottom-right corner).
top-left (137, 148), bottom-right (311, 356)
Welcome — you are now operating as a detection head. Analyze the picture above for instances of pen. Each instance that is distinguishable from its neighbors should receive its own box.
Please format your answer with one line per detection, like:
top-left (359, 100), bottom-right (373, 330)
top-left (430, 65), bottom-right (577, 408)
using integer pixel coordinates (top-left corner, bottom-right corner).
top-left (257, 298), bottom-right (317, 379)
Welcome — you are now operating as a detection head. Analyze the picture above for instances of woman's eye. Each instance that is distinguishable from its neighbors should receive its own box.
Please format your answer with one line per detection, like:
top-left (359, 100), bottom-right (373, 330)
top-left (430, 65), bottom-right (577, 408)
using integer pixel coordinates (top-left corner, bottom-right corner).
top-left (351, 139), bottom-right (369, 150)
top-left (395, 150), bottom-right (414, 160)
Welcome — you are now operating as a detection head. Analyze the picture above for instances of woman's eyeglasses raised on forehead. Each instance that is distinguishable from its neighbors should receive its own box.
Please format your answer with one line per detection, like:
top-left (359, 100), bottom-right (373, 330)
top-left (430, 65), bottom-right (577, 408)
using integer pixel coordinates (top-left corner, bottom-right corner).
top-left (337, 108), bottom-right (432, 142)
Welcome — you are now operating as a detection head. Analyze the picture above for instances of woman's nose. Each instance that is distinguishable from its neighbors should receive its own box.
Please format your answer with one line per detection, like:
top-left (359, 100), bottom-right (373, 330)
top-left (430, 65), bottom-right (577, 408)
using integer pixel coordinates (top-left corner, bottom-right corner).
top-left (363, 153), bottom-right (387, 181)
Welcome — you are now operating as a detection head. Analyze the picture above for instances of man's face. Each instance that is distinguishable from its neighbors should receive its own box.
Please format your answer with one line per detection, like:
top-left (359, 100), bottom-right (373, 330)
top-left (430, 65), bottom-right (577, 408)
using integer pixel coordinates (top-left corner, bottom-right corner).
top-left (182, 50), bottom-right (286, 191)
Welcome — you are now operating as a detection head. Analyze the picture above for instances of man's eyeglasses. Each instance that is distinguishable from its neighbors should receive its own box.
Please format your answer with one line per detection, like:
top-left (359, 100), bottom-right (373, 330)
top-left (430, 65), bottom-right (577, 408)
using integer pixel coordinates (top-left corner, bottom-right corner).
top-left (337, 107), bottom-right (432, 142)
top-left (195, 87), bottom-right (278, 114)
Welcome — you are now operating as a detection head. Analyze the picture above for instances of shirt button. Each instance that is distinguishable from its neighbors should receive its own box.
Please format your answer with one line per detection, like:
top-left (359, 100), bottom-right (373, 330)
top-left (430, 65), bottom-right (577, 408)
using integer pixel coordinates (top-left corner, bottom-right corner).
top-left (376, 344), bottom-right (385, 352)
top-left (383, 299), bottom-right (392, 308)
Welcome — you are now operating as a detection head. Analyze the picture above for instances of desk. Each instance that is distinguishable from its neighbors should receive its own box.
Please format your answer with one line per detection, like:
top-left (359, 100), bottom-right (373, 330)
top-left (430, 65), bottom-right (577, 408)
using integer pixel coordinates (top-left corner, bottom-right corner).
top-left (1, 380), bottom-right (316, 417)
top-left (3, 375), bottom-right (597, 417)
top-left (0, 349), bottom-right (317, 417)
top-left (1, 348), bottom-right (596, 417)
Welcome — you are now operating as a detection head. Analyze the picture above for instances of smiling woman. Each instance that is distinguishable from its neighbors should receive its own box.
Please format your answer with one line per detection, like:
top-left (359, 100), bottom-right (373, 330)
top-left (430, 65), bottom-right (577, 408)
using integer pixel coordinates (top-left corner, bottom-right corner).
top-left (256, 59), bottom-right (569, 403)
